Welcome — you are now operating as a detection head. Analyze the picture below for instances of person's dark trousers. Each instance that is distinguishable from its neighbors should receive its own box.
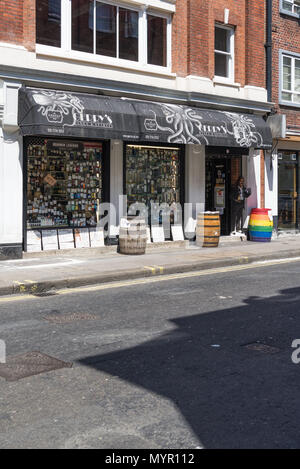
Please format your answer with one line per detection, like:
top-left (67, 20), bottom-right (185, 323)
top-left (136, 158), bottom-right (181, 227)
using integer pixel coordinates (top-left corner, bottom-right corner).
top-left (232, 202), bottom-right (244, 231)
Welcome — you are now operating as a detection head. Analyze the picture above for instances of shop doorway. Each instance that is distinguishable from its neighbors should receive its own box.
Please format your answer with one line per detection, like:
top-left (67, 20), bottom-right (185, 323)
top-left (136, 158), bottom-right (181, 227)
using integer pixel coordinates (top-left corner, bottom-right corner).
top-left (278, 151), bottom-right (299, 231)
top-left (205, 151), bottom-right (243, 236)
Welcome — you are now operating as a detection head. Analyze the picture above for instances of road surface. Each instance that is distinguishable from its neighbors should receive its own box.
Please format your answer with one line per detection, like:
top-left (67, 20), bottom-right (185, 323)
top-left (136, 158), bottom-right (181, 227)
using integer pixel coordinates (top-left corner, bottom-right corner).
top-left (0, 259), bottom-right (300, 449)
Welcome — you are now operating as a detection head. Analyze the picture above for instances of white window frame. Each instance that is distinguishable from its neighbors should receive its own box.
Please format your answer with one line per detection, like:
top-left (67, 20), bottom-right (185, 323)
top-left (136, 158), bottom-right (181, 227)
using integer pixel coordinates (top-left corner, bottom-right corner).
top-left (280, 52), bottom-right (300, 106)
top-left (214, 24), bottom-right (235, 83)
top-left (36, 0), bottom-right (172, 74)
top-left (280, 0), bottom-right (300, 17)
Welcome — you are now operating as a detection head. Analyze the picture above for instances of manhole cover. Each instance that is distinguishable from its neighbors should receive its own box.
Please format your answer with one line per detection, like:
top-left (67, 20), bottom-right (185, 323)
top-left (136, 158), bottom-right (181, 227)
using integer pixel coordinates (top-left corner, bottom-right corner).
top-left (243, 342), bottom-right (280, 354)
top-left (0, 352), bottom-right (72, 382)
top-left (44, 313), bottom-right (98, 324)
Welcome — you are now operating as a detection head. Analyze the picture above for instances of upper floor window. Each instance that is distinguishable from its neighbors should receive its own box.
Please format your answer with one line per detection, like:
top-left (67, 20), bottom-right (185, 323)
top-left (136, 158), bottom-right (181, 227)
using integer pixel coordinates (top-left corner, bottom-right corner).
top-left (36, 0), bottom-right (171, 69)
top-left (36, 0), bottom-right (61, 48)
top-left (281, 54), bottom-right (300, 104)
top-left (281, 0), bottom-right (300, 16)
top-left (214, 25), bottom-right (234, 80)
top-left (148, 15), bottom-right (167, 67)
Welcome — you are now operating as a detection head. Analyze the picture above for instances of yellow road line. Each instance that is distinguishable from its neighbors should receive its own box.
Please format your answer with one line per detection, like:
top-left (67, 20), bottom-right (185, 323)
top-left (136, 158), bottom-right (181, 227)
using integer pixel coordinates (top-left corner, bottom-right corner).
top-left (144, 266), bottom-right (156, 275)
top-left (152, 265), bottom-right (164, 274)
top-left (0, 256), bottom-right (300, 304)
top-left (12, 279), bottom-right (38, 294)
top-left (0, 294), bottom-right (33, 303)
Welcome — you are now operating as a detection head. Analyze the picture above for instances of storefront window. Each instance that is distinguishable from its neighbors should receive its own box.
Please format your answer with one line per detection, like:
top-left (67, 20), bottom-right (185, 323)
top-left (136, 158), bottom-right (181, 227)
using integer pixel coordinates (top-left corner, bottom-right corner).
top-left (125, 144), bottom-right (181, 223)
top-left (278, 151), bottom-right (299, 230)
top-left (26, 139), bottom-right (103, 229)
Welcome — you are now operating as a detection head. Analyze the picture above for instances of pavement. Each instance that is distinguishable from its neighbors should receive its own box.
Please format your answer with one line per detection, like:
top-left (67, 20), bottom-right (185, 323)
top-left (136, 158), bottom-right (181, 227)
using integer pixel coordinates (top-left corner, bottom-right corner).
top-left (1, 233), bottom-right (300, 297)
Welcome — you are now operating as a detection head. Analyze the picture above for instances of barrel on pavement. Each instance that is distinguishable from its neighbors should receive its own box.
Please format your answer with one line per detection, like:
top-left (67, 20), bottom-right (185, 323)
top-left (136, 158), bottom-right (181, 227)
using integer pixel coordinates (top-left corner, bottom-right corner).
top-left (119, 217), bottom-right (147, 255)
top-left (248, 208), bottom-right (273, 242)
top-left (196, 212), bottom-right (221, 248)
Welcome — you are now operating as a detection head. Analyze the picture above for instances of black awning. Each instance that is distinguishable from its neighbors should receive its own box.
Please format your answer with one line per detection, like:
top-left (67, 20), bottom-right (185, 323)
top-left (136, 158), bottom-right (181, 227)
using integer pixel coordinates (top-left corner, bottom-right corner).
top-left (18, 87), bottom-right (272, 149)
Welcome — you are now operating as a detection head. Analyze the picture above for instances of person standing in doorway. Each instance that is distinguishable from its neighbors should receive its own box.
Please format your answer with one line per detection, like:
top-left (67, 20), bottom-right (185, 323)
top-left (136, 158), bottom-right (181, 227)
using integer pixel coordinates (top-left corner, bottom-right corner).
top-left (231, 176), bottom-right (251, 233)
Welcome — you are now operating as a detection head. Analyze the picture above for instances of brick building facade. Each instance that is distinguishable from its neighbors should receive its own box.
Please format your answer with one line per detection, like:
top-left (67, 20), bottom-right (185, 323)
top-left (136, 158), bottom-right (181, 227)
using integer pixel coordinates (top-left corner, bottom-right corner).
top-left (1, 0), bottom-right (268, 88)
top-left (0, 1), bottom-right (274, 259)
top-left (268, 0), bottom-right (300, 232)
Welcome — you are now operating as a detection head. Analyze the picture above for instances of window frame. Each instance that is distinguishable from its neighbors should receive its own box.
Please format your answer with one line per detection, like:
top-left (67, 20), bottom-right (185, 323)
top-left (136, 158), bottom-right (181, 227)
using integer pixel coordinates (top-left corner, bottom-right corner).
top-left (280, 50), bottom-right (300, 108)
top-left (36, 0), bottom-right (172, 73)
top-left (280, 0), bottom-right (300, 18)
top-left (214, 23), bottom-right (235, 83)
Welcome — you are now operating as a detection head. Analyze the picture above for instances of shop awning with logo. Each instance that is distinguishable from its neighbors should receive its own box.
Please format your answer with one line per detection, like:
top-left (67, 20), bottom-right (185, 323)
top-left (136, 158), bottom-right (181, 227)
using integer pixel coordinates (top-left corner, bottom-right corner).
top-left (18, 87), bottom-right (272, 149)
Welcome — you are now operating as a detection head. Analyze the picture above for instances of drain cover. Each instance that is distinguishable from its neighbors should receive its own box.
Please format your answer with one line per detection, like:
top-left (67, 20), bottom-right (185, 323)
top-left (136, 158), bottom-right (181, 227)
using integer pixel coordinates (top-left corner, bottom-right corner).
top-left (44, 312), bottom-right (98, 324)
top-left (33, 291), bottom-right (58, 297)
top-left (243, 342), bottom-right (280, 354)
top-left (0, 352), bottom-right (72, 382)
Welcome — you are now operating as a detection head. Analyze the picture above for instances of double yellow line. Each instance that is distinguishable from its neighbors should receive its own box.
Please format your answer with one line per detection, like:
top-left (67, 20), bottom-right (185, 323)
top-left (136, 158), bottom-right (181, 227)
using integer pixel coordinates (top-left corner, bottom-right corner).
top-left (144, 265), bottom-right (164, 275)
top-left (0, 256), bottom-right (299, 304)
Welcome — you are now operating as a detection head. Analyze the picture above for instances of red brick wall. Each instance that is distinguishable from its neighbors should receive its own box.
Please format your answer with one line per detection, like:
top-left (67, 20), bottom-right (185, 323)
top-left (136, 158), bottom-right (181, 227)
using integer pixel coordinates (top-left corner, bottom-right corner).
top-left (172, 0), bottom-right (189, 76)
top-left (172, 0), bottom-right (266, 88)
top-left (245, 0), bottom-right (266, 88)
top-left (23, 0), bottom-right (35, 51)
top-left (272, 0), bottom-right (300, 130)
top-left (0, 0), bottom-right (23, 45)
top-left (0, 0), bottom-right (35, 50)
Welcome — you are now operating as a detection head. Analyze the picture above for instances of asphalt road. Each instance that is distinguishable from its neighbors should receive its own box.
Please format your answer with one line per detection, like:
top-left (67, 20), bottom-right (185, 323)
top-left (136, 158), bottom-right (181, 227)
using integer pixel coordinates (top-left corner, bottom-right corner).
top-left (1, 259), bottom-right (300, 449)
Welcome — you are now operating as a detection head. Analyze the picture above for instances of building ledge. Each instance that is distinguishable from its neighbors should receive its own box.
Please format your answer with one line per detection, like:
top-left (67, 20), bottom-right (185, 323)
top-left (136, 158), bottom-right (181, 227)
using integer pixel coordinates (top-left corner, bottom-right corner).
top-left (36, 45), bottom-right (175, 79)
top-left (0, 63), bottom-right (274, 115)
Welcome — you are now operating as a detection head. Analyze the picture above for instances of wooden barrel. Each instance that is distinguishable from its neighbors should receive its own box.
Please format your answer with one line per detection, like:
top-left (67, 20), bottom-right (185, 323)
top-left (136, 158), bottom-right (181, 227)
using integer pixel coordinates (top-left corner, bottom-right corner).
top-left (196, 212), bottom-right (220, 248)
top-left (119, 217), bottom-right (147, 255)
top-left (248, 208), bottom-right (273, 242)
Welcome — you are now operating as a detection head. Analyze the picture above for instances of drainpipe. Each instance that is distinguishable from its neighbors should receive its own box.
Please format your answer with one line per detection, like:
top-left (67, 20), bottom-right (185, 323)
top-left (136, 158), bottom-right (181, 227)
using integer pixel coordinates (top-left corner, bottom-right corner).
top-left (266, 0), bottom-right (272, 102)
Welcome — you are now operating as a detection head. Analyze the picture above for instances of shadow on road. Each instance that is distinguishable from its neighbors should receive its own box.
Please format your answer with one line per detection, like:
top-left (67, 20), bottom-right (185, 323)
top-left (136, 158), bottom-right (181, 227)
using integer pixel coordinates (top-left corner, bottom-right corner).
top-left (79, 286), bottom-right (300, 448)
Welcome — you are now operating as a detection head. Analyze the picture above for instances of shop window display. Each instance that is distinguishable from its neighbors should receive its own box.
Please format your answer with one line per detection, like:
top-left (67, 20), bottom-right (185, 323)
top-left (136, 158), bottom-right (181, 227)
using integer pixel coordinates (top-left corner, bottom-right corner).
top-left (278, 151), bottom-right (299, 230)
top-left (26, 139), bottom-right (102, 230)
top-left (125, 144), bottom-right (181, 224)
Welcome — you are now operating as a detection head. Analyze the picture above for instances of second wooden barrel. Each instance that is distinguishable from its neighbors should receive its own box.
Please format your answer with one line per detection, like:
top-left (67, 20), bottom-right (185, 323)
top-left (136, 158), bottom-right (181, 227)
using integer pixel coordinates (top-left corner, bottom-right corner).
top-left (119, 216), bottom-right (147, 255)
top-left (196, 212), bottom-right (221, 248)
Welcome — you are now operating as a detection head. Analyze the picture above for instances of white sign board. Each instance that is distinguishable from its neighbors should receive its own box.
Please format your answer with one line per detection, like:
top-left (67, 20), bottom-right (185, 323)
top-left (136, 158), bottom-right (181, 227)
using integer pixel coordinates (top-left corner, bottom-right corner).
top-left (151, 226), bottom-right (165, 243)
top-left (185, 218), bottom-right (196, 234)
top-left (58, 229), bottom-right (75, 249)
top-left (27, 230), bottom-right (42, 252)
top-left (42, 230), bottom-right (58, 251)
top-left (171, 224), bottom-right (184, 241)
top-left (109, 225), bottom-right (120, 237)
top-left (74, 228), bottom-right (90, 248)
top-left (90, 227), bottom-right (105, 247)
top-left (120, 218), bottom-right (130, 229)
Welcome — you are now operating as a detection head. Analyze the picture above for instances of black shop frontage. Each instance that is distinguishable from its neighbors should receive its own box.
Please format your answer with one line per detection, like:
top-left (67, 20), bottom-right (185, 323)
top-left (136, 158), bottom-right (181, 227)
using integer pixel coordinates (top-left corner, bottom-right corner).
top-left (18, 87), bottom-right (272, 251)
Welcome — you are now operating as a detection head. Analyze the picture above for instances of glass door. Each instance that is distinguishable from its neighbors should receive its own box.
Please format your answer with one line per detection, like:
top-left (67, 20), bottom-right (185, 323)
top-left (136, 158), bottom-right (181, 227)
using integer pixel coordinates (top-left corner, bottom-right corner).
top-left (205, 157), bottom-right (231, 235)
top-left (278, 152), bottom-right (298, 230)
